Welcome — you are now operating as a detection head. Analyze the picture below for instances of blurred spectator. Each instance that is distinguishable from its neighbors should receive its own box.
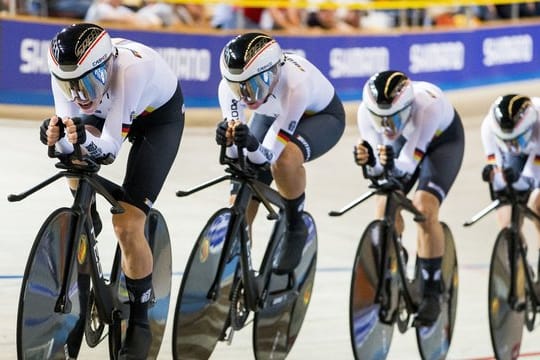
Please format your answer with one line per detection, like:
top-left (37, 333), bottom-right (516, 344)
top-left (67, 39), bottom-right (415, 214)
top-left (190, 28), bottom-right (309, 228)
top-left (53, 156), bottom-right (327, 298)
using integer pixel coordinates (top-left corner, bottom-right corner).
top-left (1, 0), bottom-right (8, 11)
top-left (342, 9), bottom-right (364, 28)
top-left (211, 4), bottom-right (234, 29)
top-left (494, 2), bottom-right (540, 19)
top-left (84, 0), bottom-right (139, 24)
top-left (221, 7), bottom-right (265, 29)
top-left (136, 0), bottom-right (178, 26)
top-left (137, 0), bottom-right (207, 27)
top-left (261, 6), bottom-right (306, 31)
top-left (174, 3), bottom-right (207, 25)
top-left (25, 0), bottom-right (93, 18)
top-left (306, 8), bottom-right (357, 31)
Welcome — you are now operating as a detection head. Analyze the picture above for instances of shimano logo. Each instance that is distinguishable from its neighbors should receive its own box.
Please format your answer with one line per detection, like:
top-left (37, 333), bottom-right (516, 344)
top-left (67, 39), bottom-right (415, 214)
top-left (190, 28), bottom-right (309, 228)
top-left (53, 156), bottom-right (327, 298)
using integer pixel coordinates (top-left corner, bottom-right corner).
top-left (329, 47), bottom-right (389, 78)
top-left (483, 35), bottom-right (533, 66)
top-left (156, 47), bottom-right (211, 81)
top-left (409, 42), bottom-right (464, 73)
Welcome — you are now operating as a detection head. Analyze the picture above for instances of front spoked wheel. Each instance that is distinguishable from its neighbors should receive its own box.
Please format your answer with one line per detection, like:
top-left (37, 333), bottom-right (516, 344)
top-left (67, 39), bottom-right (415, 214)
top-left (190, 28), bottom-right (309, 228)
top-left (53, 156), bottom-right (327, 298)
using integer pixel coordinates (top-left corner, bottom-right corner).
top-left (349, 220), bottom-right (396, 360)
top-left (17, 208), bottom-right (91, 360)
top-left (488, 228), bottom-right (525, 360)
top-left (253, 212), bottom-right (318, 360)
top-left (416, 222), bottom-right (459, 360)
top-left (172, 209), bottom-right (239, 360)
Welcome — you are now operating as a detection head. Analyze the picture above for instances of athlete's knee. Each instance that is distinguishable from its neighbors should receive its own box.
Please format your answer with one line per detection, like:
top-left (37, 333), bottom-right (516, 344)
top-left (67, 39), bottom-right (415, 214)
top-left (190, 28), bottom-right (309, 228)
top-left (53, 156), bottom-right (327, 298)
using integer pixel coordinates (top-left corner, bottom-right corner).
top-left (112, 205), bottom-right (146, 243)
top-left (413, 192), bottom-right (440, 226)
top-left (529, 189), bottom-right (540, 214)
top-left (272, 145), bottom-right (303, 173)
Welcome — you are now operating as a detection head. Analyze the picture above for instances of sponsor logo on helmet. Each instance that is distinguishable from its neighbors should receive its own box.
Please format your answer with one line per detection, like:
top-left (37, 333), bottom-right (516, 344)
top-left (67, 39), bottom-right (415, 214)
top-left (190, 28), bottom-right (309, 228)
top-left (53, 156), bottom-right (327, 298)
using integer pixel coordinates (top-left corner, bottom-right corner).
top-left (256, 61), bottom-right (273, 73)
top-left (92, 53), bottom-right (108, 68)
top-left (75, 27), bottom-right (104, 59)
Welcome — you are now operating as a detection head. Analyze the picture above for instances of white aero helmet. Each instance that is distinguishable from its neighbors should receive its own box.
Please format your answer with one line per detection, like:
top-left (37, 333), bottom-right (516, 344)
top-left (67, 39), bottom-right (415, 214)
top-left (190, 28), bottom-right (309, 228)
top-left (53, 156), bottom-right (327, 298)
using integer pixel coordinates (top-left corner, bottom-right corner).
top-left (48, 23), bottom-right (114, 104)
top-left (220, 32), bottom-right (282, 107)
top-left (362, 70), bottom-right (414, 139)
top-left (490, 94), bottom-right (537, 153)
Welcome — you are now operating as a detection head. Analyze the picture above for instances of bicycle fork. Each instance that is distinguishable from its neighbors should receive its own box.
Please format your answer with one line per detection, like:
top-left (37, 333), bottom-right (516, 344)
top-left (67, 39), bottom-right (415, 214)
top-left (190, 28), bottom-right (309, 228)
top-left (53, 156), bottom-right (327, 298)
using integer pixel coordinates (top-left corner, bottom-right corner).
top-left (55, 183), bottom-right (94, 315)
top-left (375, 225), bottom-right (400, 324)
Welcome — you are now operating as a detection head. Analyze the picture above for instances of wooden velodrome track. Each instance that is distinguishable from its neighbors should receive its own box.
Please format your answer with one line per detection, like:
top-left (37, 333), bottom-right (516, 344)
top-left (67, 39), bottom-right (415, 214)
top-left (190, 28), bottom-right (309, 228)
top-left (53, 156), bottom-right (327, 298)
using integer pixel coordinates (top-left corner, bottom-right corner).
top-left (2, 79), bottom-right (540, 359)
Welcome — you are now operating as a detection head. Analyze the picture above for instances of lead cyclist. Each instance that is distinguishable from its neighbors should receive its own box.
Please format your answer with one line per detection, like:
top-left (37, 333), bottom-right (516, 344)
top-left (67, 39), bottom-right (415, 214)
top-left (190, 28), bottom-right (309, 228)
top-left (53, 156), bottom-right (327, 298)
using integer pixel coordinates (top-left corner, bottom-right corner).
top-left (41, 23), bottom-right (185, 359)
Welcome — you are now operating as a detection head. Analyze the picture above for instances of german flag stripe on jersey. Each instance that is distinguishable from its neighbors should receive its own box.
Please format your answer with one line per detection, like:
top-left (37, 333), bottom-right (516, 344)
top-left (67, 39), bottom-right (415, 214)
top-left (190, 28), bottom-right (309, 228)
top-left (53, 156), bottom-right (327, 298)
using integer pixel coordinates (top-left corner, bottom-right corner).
top-left (487, 154), bottom-right (496, 164)
top-left (534, 155), bottom-right (540, 166)
top-left (122, 124), bottom-right (130, 139)
top-left (139, 106), bottom-right (156, 117)
top-left (277, 130), bottom-right (291, 145)
top-left (413, 148), bottom-right (424, 162)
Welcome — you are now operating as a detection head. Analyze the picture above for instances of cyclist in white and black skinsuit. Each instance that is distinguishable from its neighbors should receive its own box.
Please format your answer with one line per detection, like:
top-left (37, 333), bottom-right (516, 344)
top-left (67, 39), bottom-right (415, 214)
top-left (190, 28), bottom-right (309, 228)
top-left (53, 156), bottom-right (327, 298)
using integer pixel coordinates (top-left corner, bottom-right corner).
top-left (41, 23), bottom-right (184, 359)
top-left (216, 32), bottom-right (345, 274)
top-left (480, 94), bottom-right (540, 293)
top-left (354, 70), bottom-right (464, 326)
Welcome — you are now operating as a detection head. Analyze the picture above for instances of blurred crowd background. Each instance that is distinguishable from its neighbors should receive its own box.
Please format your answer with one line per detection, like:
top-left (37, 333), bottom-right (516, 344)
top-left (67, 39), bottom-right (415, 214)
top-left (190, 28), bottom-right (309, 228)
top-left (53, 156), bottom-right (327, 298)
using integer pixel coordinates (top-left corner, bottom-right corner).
top-left (1, 0), bottom-right (540, 32)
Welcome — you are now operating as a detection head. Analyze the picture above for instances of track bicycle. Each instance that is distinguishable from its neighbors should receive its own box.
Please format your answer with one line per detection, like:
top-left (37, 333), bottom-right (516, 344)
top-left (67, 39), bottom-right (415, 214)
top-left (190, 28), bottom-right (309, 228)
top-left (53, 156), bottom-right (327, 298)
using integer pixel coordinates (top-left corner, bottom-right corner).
top-left (9, 144), bottom-right (172, 359)
top-left (329, 160), bottom-right (459, 360)
top-left (464, 174), bottom-right (540, 360)
top-left (172, 146), bottom-right (317, 359)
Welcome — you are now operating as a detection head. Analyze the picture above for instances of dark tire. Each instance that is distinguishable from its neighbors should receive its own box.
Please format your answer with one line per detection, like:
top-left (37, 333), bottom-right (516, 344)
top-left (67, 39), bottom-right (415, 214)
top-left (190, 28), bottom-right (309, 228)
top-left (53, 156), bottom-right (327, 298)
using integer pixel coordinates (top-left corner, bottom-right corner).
top-left (488, 228), bottom-right (525, 360)
top-left (416, 222), bottom-right (458, 360)
top-left (105, 208), bottom-right (172, 360)
top-left (253, 212), bottom-right (317, 360)
top-left (17, 208), bottom-right (90, 360)
top-left (349, 220), bottom-right (396, 360)
top-left (172, 209), bottom-right (240, 360)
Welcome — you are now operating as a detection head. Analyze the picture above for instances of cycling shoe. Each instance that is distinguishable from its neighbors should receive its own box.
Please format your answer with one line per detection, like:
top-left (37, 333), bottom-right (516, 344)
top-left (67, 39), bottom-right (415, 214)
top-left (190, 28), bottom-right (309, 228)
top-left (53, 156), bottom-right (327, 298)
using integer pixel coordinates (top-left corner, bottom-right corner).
top-left (118, 322), bottom-right (152, 360)
top-left (274, 221), bottom-right (308, 275)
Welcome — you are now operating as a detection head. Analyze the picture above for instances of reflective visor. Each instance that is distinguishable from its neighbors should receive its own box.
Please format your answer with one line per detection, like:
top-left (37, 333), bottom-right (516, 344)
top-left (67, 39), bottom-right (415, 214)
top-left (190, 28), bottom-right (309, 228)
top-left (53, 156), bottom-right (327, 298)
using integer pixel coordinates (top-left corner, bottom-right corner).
top-left (225, 66), bottom-right (278, 104)
top-left (368, 104), bottom-right (412, 137)
top-left (494, 127), bottom-right (532, 153)
top-left (53, 57), bottom-right (111, 102)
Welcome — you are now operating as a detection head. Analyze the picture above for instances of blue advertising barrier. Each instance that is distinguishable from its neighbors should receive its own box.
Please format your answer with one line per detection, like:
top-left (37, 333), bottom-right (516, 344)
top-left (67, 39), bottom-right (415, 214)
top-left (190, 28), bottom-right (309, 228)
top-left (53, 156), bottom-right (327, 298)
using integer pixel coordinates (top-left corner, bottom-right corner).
top-left (1, 17), bottom-right (539, 107)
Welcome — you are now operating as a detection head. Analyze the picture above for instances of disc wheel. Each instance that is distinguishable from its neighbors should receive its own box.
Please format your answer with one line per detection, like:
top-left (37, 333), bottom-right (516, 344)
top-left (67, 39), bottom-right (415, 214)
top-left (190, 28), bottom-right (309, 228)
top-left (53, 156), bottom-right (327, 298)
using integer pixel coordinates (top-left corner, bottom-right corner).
top-left (349, 220), bottom-right (396, 360)
top-left (253, 212), bottom-right (318, 360)
top-left (488, 228), bottom-right (525, 360)
top-left (416, 222), bottom-right (458, 360)
top-left (105, 208), bottom-right (173, 359)
top-left (17, 208), bottom-right (91, 360)
top-left (172, 209), bottom-right (240, 359)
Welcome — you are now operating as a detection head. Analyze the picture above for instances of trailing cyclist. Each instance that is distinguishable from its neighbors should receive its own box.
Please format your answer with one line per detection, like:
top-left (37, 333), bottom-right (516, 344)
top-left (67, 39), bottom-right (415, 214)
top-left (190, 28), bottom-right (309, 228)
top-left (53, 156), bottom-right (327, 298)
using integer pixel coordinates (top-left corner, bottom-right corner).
top-left (353, 70), bottom-right (464, 326)
top-left (480, 94), bottom-right (540, 288)
top-left (41, 23), bottom-right (185, 359)
top-left (215, 32), bottom-right (345, 274)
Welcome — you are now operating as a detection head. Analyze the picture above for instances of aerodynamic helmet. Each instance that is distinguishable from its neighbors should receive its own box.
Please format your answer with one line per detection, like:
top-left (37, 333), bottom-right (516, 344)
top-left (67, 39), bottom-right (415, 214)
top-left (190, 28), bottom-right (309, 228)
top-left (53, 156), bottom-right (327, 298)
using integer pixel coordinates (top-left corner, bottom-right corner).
top-left (362, 70), bottom-right (414, 138)
top-left (220, 32), bottom-right (282, 107)
top-left (491, 94), bottom-right (536, 153)
top-left (47, 23), bottom-right (114, 104)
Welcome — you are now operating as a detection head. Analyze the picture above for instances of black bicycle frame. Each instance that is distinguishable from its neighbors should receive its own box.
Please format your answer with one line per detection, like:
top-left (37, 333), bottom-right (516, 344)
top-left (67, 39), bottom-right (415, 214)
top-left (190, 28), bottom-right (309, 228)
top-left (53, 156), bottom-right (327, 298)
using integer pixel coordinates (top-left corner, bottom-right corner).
top-left (329, 174), bottom-right (425, 314)
top-left (177, 146), bottom-right (286, 312)
top-left (8, 147), bottom-right (127, 324)
top-left (465, 183), bottom-right (540, 307)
